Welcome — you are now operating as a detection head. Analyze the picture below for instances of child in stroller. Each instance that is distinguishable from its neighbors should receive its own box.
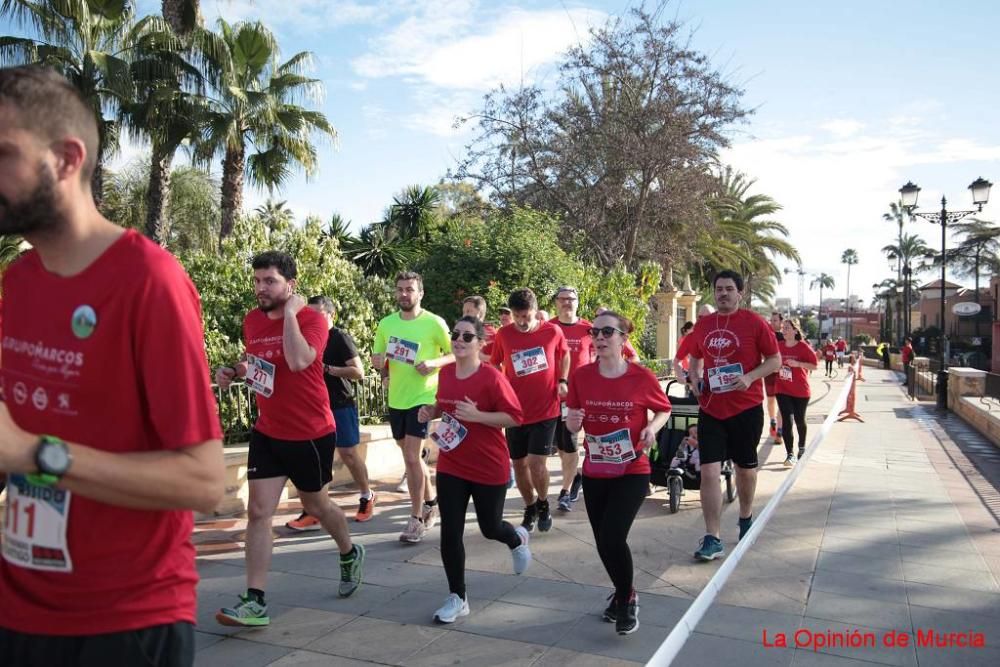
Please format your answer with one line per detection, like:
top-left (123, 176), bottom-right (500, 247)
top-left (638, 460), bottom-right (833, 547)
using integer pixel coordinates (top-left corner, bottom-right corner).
top-left (669, 424), bottom-right (701, 491)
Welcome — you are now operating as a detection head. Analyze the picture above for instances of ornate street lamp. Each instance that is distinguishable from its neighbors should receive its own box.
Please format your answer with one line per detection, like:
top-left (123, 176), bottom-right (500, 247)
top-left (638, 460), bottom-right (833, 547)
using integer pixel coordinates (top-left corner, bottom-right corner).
top-left (899, 177), bottom-right (993, 409)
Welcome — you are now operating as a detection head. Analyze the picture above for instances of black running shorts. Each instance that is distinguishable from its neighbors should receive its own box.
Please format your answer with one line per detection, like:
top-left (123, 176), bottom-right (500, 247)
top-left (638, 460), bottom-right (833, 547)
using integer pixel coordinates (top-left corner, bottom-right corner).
top-left (389, 406), bottom-right (430, 441)
top-left (552, 417), bottom-right (580, 454)
top-left (247, 429), bottom-right (336, 492)
top-left (697, 404), bottom-right (765, 469)
top-left (507, 418), bottom-right (559, 460)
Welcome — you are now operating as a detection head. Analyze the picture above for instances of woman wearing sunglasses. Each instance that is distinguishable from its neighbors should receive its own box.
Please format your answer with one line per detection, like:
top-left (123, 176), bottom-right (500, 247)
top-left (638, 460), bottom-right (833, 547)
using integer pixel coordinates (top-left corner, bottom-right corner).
top-left (565, 311), bottom-right (671, 636)
top-left (774, 318), bottom-right (818, 467)
top-left (417, 316), bottom-right (531, 624)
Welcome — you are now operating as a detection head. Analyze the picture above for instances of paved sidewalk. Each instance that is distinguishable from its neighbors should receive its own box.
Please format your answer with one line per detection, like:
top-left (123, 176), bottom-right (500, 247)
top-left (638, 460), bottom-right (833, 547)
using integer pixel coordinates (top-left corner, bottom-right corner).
top-left (193, 367), bottom-right (1000, 666)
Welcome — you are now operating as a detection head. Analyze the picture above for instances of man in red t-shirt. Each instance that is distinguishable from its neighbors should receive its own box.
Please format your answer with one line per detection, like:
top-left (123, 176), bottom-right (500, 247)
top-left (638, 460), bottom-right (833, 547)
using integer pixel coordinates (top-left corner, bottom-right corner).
top-left (687, 270), bottom-right (781, 562)
top-left (822, 339), bottom-right (837, 377)
top-left (901, 338), bottom-right (914, 384)
top-left (0, 66), bottom-right (224, 666)
top-left (491, 288), bottom-right (569, 533)
top-left (550, 286), bottom-right (591, 511)
top-left (214, 251), bottom-right (364, 627)
top-left (835, 337), bottom-right (847, 368)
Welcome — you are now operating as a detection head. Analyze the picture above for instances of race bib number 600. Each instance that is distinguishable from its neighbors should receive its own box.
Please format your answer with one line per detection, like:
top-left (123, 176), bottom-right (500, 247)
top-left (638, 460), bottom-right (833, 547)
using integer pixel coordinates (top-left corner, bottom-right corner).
top-left (2, 474), bottom-right (74, 573)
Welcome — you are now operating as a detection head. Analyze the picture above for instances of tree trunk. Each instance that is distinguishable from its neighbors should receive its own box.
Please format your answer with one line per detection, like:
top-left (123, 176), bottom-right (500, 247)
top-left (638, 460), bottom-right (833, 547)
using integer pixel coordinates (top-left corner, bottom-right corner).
top-left (91, 162), bottom-right (104, 211)
top-left (162, 0), bottom-right (200, 38)
top-left (219, 144), bottom-right (245, 244)
top-left (144, 143), bottom-right (174, 246)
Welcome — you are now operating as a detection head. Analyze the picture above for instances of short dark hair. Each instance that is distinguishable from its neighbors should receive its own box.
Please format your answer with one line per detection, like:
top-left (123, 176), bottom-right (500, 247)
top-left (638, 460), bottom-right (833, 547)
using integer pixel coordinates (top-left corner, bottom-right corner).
top-left (681, 321), bottom-right (694, 335)
top-left (498, 306), bottom-right (512, 315)
top-left (463, 295), bottom-right (486, 309)
top-left (508, 288), bottom-right (537, 311)
top-left (594, 310), bottom-right (635, 335)
top-left (454, 315), bottom-right (486, 339)
top-left (395, 271), bottom-right (423, 289)
top-left (713, 270), bottom-right (744, 291)
top-left (771, 312), bottom-right (783, 320)
top-left (308, 295), bottom-right (336, 314)
top-left (0, 65), bottom-right (99, 183)
top-left (252, 250), bottom-right (297, 280)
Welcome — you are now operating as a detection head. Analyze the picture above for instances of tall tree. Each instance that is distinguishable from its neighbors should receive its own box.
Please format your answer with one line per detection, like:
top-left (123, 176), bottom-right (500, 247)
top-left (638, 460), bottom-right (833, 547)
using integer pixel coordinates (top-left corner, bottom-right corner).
top-left (198, 19), bottom-right (337, 242)
top-left (161, 0), bottom-right (200, 38)
top-left (810, 273), bottom-right (835, 335)
top-left (841, 249), bottom-right (858, 339)
top-left (455, 2), bottom-right (748, 270)
top-left (387, 185), bottom-right (441, 242)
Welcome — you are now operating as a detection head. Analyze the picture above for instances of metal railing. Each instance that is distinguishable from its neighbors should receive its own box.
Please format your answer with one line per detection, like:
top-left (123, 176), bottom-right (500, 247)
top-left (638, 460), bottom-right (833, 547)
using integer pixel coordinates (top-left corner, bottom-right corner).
top-left (212, 375), bottom-right (389, 445)
top-left (906, 360), bottom-right (940, 401)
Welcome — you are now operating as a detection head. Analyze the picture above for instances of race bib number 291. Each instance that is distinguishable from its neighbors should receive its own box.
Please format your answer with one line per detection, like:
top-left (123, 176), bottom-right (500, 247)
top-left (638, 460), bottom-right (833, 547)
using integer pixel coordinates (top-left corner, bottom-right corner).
top-left (2, 474), bottom-right (74, 573)
top-left (386, 336), bottom-right (419, 365)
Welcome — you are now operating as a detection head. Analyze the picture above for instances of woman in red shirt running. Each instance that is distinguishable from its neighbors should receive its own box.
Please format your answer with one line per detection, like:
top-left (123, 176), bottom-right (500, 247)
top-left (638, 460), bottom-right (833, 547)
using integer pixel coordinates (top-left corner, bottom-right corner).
top-left (566, 311), bottom-right (671, 636)
top-left (822, 339), bottom-right (837, 377)
top-left (418, 316), bottom-right (531, 625)
top-left (775, 319), bottom-right (818, 466)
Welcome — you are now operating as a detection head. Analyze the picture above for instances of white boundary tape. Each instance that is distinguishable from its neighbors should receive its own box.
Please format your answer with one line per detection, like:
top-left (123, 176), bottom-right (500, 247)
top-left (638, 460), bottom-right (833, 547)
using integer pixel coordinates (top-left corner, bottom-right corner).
top-left (645, 367), bottom-right (857, 666)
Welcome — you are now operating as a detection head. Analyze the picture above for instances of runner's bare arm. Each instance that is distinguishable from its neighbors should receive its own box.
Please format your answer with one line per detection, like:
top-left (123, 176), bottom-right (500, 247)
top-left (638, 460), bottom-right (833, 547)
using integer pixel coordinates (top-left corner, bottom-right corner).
top-left (326, 356), bottom-right (364, 380)
top-left (787, 358), bottom-right (818, 371)
top-left (737, 353), bottom-right (782, 390)
top-left (688, 357), bottom-right (703, 397)
top-left (282, 297), bottom-right (318, 371)
top-left (639, 409), bottom-right (671, 446)
top-left (0, 404), bottom-right (224, 513)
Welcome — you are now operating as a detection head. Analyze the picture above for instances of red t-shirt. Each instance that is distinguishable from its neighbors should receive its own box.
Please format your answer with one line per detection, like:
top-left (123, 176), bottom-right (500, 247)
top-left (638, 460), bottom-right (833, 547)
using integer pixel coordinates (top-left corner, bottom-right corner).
top-left (244, 307), bottom-right (334, 440)
top-left (902, 345), bottom-right (914, 364)
top-left (490, 322), bottom-right (568, 424)
top-left (688, 309), bottom-right (780, 420)
top-left (775, 341), bottom-right (818, 398)
top-left (554, 318), bottom-right (594, 377)
top-left (835, 340), bottom-right (847, 353)
top-left (623, 339), bottom-right (638, 360)
top-left (433, 363), bottom-right (523, 485)
top-left (675, 334), bottom-right (694, 371)
top-left (0, 230), bottom-right (222, 635)
top-left (822, 343), bottom-right (836, 361)
top-left (566, 363), bottom-right (671, 478)
top-left (481, 322), bottom-right (498, 359)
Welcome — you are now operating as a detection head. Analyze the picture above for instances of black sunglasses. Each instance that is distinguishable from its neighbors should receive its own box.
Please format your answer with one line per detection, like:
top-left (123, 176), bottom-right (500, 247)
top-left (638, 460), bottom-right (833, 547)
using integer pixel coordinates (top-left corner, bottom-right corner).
top-left (588, 326), bottom-right (625, 338)
top-left (450, 331), bottom-right (479, 342)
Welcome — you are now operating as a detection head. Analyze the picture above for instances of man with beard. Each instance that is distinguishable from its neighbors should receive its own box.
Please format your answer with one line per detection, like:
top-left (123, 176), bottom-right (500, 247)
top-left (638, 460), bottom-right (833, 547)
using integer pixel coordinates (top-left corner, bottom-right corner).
top-left (0, 65), bottom-right (225, 666)
top-left (687, 270), bottom-right (781, 562)
top-left (373, 271), bottom-right (453, 543)
top-left (215, 251), bottom-right (365, 627)
top-left (550, 286), bottom-right (590, 511)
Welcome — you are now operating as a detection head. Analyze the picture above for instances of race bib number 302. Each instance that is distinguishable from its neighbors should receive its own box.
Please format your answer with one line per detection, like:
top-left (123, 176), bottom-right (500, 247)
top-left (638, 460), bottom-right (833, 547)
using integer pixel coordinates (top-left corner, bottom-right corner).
top-left (246, 354), bottom-right (276, 397)
top-left (2, 474), bottom-right (73, 573)
top-left (386, 336), bottom-right (419, 365)
top-left (707, 362), bottom-right (744, 393)
top-left (511, 347), bottom-right (548, 377)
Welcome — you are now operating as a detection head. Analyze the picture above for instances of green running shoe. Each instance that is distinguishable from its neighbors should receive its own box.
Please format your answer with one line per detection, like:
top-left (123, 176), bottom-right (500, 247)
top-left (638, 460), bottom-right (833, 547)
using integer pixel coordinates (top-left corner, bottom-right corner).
top-left (339, 543), bottom-right (366, 597)
top-left (216, 594), bottom-right (269, 627)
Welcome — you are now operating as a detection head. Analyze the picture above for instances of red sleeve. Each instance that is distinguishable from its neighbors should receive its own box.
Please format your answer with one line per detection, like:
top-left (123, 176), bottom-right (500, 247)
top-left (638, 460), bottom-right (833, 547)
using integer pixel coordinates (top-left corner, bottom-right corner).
top-left (554, 325), bottom-right (569, 359)
top-left (491, 369), bottom-right (524, 425)
top-left (640, 368), bottom-right (671, 413)
top-left (675, 335), bottom-right (693, 361)
top-left (566, 370), bottom-right (582, 409)
top-left (623, 340), bottom-right (637, 359)
top-left (757, 317), bottom-right (780, 357)
top-left (801, 343), bottom-right (818, 365)
top-left (688, 324), bottom-right (705, 359)
top-left (299, 309), bottom-right (329, 358)
top-left (489, 328), bottom-right (504, 368)
top-left (136, 262), bottom-right (223, 449)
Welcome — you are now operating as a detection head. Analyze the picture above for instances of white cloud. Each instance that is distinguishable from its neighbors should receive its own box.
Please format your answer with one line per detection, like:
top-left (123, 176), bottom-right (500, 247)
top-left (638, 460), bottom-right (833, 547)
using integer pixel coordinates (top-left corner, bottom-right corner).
top-left (202, 0), bottom-right (390, 29)
top-left (352, 5), bottom-right (606, 91)
top-left (820, 118), bottom-right (865, 138)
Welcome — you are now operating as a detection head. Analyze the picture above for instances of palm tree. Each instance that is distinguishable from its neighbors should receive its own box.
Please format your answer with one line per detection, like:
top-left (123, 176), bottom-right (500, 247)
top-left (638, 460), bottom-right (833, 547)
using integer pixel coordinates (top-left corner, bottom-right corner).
top-left (810, 273), bottom-right (835, 337)
top-left (254, 198), bottom-right (294, 234)
top-left (345, 223), bottom-right (416, 277)
top-left (0, 0), bottom-right (142, 204)
top-left (841, 249), bottom-right (859, 341)
top-left (388, 185), bottom-right (441, 242)
top-left (197, 20), bottom-right (338, 243)
top-left (161, 0), bottom-right (200, 38)
top-left (882, 232), bottom-right (933, 342)
top-left (324, 213), bottom-right (355, 249)
top-left (940, 218), bottom-right (1000, 337)
top-left (0, 235), bottom-right (25, 270)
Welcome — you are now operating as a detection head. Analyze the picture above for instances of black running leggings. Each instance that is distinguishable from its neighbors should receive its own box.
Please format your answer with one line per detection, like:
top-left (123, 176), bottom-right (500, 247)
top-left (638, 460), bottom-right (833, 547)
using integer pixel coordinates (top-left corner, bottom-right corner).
top-left (437, 471), bottom-right (521, 598)
top-left (582, 473), bottom-right (649, 602)
top-left (776, 393), bottom-right (809, 455)
top-left (824, 359), bottom-right (834, 374)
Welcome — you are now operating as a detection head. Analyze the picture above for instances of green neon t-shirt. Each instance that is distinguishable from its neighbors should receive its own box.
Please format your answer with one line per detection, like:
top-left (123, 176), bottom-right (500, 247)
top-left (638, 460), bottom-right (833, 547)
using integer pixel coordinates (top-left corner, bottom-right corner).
top-left (373, 310), bottom-right (452, 409)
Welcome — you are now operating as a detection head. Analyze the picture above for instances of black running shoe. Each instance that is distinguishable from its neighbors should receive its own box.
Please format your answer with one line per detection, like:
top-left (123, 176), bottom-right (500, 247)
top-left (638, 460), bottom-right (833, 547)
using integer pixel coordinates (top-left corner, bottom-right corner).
top-left (521, 503), bottom-right (537, 532)
top-left (616, 592), bottom-right (639, 635)
top-left (569, 472), bottom-right (583, 502)
top-left (537, 499), bottom-right (553, 532)
top-left (602, 592), bottom-right (616, 622)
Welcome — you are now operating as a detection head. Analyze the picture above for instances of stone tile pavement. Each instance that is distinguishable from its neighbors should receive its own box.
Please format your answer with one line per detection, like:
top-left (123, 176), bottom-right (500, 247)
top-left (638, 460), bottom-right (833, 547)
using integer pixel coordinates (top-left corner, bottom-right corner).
top-left (194, 367), bottom-right (1000, 666)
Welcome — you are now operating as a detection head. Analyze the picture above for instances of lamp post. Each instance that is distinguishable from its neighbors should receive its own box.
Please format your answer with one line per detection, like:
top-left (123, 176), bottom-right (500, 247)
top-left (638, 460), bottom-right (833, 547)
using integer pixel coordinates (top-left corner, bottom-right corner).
top-left (899, 177), bottom-right (992, 409)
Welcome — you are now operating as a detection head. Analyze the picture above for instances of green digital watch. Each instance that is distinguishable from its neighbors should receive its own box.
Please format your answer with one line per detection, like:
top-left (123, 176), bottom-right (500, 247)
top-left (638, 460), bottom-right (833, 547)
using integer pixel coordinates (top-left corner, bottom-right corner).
top-left (29, 434), bottom-right (72, 486)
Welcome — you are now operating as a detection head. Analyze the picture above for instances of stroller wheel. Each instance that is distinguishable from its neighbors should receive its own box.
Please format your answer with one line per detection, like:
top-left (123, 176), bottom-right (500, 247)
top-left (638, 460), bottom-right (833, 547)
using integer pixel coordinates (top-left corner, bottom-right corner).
top-left (668, 476), bottom-right (682, 514)
top-left (725, 472), bottom-right (736, 503)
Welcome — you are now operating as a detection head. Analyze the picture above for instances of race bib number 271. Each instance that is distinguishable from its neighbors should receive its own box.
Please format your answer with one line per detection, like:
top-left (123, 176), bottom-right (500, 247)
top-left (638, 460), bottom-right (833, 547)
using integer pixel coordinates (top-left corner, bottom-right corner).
top-left (2, 474), bottom-right (74, 573)
top-left (246, 354), bottom-right (276, 397)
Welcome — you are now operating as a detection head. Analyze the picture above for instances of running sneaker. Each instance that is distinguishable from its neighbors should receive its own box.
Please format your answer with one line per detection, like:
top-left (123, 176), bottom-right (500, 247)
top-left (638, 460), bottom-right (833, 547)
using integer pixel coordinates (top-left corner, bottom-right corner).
top-left (216, 594), bottom-right (269, 627)
top-left (569, 472), bottom-right (583, 502)
top-left (396, 473), bottom-right (408, 494)
top-left (399, 515), bottom-right (425, 543)
top-left (286, 511), bottom-right (321, 532)
top-left (768, 419), bottom-right (777, 440)
top-left (433, 593), bottom-right (470, 624)
top-left (602, 592), bottom-right (617, 623)
top-left (774, 428), bottom-right (782, 445)
top-left (616, 591), bottom-right (639, 635)
top-left (521, 503), bottom-right (537, 532)
top-left (694, 535), bottom-right (724, 561)
top-left (738, 515), bottom-right (753, 541)
top-left (422, 502), bottom-right (439, 530)
top-left (512, 526), bottom-right (532, 575)
top-left (355, 492), bottom-right (376, 522)
top-left (537, 499), bottom-right (553, 532)
top-left (507, 462), bottom-right (515, 489)
top-left (557, 489), bottom-right (572, 512)
top-left (339, 543), bottom-right (366, 597)
top-left (783, 455), bottom-right (795, 468)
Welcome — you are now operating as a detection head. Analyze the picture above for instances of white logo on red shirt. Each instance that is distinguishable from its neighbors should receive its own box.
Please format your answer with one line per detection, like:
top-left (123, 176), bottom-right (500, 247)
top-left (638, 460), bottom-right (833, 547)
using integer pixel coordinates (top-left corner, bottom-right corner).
top-left (13, 382), bottom-right (28, 405)
top-left (704, 328), bottom-right (740, 362)
top-left (32, 386), bottom-right (48, 411)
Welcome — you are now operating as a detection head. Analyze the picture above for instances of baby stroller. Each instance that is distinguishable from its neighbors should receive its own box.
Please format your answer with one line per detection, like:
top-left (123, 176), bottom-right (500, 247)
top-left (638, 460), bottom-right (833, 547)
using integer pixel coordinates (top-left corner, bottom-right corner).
top-left (650, 381), bottom-right (736, 513)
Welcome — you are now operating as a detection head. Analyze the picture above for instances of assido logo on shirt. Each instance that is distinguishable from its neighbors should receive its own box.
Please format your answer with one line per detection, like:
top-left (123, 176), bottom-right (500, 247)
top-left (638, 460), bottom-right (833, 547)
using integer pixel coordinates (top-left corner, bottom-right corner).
top-left (703, 328), bottom-right (741, 363)
top-left (71, 305), bottom-right (97, 339)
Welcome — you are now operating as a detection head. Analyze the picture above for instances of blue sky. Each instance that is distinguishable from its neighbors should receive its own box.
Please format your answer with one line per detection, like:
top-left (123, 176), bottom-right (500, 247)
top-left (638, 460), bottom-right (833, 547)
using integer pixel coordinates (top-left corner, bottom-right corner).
top-left (9, 1), bottom-right (1000, 306)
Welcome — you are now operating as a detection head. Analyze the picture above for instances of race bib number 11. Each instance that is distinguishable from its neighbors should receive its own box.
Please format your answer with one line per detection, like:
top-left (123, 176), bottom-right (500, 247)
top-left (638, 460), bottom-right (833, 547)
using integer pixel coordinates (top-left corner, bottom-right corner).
top-left (2, 474), bottom-right (74, 573)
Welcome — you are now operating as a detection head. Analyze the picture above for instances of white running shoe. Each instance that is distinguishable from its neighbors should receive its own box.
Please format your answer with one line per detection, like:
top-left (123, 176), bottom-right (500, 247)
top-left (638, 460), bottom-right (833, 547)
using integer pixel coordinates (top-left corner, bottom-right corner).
top-left (396, 473), bottom-right (409, 494)
top-left (422, 502), bottom-right (439, 530)
top-left (512, 526), bottom-right (532, 575)
top-left (433, 593), bottom-right (470, 624)
top-left (399, 516), bottom-right (425, 543)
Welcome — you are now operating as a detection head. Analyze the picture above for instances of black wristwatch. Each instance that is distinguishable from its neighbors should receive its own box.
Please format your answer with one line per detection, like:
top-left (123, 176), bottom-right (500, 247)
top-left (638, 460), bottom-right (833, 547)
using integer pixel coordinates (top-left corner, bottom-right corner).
top-left (558, 378), bottom-right (569, 385)
top-left (34, 435), bottom-right (72, 484)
